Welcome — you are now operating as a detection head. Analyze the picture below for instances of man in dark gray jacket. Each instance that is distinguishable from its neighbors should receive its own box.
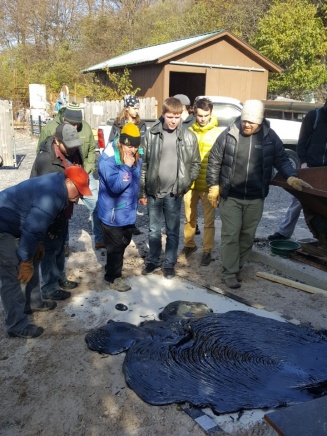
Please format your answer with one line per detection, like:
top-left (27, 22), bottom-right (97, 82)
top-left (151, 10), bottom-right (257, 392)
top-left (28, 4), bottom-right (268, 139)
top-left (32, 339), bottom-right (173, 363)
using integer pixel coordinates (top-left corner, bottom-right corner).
top-left (139, 97), bottom-right (200, 279)
top-left (206, 100), bottom-right (311, 289)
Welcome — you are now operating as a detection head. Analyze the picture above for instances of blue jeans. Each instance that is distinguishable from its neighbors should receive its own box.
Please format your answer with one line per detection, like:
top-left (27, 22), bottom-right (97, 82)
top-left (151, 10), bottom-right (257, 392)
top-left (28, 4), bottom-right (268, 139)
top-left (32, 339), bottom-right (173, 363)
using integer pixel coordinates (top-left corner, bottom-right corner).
top-left (0, 232), bottom-right (28, 332)
top-left (41, 221), bottom-right (68, 297)
top-left (81, 173), bottom-right (103, 243)
top-left (278, 196), bottom-right (302, 238)
top-left (147, 194), bottom-right (182, 268)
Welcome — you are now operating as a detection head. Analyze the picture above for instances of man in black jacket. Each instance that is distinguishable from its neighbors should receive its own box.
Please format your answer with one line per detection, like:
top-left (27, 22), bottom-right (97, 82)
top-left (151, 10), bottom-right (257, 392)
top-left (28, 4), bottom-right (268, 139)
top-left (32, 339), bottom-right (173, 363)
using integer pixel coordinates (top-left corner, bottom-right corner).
top-left (31, 123), bottom-right (83, 300)
top-left (207, 100), bottom-right (311, 289)
top-left (139, 97), bottom-right (200, 279)
top-left (268, 101), bottom-right (327, 241)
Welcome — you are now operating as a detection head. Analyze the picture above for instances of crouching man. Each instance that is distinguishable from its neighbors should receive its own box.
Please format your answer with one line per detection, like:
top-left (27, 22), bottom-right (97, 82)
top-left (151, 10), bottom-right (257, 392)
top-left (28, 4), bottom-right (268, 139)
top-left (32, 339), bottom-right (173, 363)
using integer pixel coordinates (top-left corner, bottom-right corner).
top-left (0, 166), bottom-right (91, 338)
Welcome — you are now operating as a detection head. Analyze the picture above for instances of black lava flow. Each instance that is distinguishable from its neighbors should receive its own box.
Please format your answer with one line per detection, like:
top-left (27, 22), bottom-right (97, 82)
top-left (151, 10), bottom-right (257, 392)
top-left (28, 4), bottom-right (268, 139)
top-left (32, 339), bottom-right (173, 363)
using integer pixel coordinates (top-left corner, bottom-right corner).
top-left (85, 301), bottom-right (327, 414)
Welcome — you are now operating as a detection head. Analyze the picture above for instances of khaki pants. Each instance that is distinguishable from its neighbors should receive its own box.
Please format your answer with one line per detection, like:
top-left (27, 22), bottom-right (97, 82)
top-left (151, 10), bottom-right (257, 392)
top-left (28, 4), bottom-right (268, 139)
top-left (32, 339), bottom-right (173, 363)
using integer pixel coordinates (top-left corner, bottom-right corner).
top-left (183, 190), bottom-right (215, 253)
top-left (220, 197), bottom-right (264, 279)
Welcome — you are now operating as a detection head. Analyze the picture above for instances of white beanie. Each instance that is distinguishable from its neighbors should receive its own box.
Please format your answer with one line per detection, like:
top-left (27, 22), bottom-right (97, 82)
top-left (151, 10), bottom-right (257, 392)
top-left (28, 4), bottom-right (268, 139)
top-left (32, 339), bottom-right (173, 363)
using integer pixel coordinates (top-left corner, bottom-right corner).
top-left (241, 100), bottom-right (265, 124)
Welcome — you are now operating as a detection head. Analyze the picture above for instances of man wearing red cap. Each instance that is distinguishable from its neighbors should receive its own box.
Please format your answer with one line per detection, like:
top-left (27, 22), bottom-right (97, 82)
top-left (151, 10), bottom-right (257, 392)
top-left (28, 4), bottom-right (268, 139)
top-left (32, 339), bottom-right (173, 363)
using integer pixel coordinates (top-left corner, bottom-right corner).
top-left (0, 168), bottom-right (91, 338)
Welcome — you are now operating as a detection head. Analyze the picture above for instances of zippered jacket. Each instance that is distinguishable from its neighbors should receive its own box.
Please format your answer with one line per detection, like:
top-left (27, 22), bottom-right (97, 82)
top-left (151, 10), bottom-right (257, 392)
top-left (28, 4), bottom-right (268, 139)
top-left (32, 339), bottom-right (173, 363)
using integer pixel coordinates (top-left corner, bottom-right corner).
top-left (189, 115), bottom-right (221, 191)
top-left (206, 117), bottom-right (297, 200)
top-left (139, 119), bottom-right (201, 198)
top-left (37, 110), bottom-right (96, 174)
top-left (98, 139), bottom-right (142, 226)
top-left (297, 103), bottom-right (327, 167)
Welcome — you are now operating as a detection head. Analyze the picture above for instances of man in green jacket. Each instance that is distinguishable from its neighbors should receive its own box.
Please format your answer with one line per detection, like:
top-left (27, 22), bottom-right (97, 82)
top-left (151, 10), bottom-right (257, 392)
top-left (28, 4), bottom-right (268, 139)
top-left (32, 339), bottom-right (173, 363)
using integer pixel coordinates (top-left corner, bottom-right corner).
top-left (37, 103), bottom-right (104, 249)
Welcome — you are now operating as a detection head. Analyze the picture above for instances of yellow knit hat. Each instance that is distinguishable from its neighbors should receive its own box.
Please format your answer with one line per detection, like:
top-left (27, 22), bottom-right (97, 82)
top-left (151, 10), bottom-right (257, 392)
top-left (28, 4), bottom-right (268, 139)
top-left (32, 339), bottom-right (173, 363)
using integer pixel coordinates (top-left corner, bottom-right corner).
top-left (120, 123), bottom-right (141, 146)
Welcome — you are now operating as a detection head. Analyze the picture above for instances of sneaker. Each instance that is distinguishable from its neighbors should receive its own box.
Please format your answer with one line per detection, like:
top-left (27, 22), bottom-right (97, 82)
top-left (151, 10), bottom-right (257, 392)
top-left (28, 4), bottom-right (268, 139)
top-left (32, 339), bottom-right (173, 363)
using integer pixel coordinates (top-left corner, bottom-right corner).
top-left (8, 324), bottom-right (44, 339)
top-left (24, 301), bottom-right (57, 314)
top-left (179, 246), bottom-right (197, 258)
top-left (95, 241), bottom-right (106, 250)
top-left (163, 267), bottom-right (175, 279)
top-left (195, 224), bottom-right (201, 235)
top-left (64, 244), bottom-right (70, 257)
top-left (59, 280), bottom-right (78, 290)
top-left (142, 263), bottom-right (161, 275)
top-left (109, 277), bottom-right (131, 292)
top-left (200, 252), bottom-right (212, 266)
top-left (267, 232), bottom-right (289, 241)
top-left (223, 277), bottom-right (241, 289)
top-left (43, 290), bottom-right (71, 300)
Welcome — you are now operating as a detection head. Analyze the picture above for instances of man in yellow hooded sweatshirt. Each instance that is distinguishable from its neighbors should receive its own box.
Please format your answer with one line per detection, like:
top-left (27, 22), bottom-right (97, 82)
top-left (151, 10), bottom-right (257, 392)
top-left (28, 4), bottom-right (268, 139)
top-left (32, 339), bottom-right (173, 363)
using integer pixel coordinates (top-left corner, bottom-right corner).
top-left (179, 98), bottom-right (222, 266)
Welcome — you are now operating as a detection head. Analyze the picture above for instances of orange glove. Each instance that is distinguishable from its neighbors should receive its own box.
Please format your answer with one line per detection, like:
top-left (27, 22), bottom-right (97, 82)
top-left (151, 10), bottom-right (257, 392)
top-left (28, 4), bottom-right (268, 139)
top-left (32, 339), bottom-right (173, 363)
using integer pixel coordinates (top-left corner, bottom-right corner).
top-left (287, 177), bottom-right (313, 191)
top-left (34, 242), bottom-right (45, 262)
top-left (207, 186), bottom-right (220, 208)
top-left (18, 260), bottom-right (34, 284)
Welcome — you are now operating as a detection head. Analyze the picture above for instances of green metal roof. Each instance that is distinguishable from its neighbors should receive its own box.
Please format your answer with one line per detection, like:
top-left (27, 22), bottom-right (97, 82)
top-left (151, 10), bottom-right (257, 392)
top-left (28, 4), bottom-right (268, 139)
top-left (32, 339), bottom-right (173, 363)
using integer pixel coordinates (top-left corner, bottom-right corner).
top-left (82, 30), bottom-right (224, 73)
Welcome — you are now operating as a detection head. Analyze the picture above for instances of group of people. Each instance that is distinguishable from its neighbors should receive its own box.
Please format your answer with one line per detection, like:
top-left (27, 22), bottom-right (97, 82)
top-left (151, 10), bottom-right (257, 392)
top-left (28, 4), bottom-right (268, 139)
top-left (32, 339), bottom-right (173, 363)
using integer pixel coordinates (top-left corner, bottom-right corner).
top-left (0, 94), bottom-right (312, 339)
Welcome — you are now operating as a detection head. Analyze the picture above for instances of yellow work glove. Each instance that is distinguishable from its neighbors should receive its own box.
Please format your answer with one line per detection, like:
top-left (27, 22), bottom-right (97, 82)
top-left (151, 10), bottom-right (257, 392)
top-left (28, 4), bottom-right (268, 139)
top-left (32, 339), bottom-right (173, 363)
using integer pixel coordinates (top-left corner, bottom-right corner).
top-left (207, 185), bottom-right (220, 208)
top-left (18, 260), bottom-right (34, 284)
top-left (287, 176), bottom-right (313, 192)
top-left (34, 242), bottom-right (45, 262)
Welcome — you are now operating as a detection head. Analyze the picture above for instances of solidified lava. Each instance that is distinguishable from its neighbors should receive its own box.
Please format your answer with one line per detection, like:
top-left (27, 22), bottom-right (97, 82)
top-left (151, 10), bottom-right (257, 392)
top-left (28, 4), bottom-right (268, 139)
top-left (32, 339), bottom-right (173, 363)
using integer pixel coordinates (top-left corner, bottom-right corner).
top-left (85, 301), bottom-right (327, 414)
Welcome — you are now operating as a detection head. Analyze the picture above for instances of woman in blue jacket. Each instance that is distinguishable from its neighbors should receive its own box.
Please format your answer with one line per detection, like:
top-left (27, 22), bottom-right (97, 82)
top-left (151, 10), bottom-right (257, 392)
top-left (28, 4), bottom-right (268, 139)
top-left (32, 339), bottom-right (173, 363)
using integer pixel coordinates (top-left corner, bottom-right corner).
top-left (98, 123), bottom-right (142, 292)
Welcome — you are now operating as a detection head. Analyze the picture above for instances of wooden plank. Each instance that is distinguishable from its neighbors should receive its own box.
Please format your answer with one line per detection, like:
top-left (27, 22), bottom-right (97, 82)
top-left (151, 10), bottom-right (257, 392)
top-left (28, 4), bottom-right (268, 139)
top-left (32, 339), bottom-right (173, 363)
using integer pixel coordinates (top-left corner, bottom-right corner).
top-left (256, 272), bottom-right (327, 297)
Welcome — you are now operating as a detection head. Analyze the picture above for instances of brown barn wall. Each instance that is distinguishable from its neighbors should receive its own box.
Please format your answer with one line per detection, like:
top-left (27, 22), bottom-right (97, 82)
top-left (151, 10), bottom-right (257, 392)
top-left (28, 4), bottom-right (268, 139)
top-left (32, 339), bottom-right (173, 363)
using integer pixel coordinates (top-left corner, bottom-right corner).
top-left (173, 39), bottom-right (265, 69)
top-left (94, 36), bottom-right (272, 113)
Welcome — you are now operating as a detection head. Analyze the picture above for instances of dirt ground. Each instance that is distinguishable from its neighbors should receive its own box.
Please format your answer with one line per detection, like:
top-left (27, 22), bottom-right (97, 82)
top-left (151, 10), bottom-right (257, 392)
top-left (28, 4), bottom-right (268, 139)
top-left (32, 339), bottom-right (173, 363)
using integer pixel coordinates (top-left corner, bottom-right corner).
top-left (1, 130), bottom-right (327, 436)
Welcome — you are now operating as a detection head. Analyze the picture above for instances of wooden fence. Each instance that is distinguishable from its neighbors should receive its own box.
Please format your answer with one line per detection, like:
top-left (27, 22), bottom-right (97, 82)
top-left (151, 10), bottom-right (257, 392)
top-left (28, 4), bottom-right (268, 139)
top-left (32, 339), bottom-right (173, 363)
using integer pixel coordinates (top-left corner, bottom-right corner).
top-left (0, 100), bottom-right (15, 167)
top-left (83, 97), bottom-right (158, 129)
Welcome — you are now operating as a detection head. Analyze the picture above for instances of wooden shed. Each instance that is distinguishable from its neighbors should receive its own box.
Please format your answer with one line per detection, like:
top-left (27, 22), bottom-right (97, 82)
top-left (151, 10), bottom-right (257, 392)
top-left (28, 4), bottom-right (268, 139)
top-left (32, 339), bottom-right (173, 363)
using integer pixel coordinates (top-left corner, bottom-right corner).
top-left (82, 30), bottom-right (281, 113)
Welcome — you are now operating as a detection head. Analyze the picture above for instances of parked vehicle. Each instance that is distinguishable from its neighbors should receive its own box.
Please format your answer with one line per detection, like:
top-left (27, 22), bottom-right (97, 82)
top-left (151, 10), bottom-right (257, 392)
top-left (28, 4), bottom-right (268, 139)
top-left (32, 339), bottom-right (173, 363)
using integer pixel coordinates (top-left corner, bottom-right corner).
top-left (263, 99), bottom-right (321, 122)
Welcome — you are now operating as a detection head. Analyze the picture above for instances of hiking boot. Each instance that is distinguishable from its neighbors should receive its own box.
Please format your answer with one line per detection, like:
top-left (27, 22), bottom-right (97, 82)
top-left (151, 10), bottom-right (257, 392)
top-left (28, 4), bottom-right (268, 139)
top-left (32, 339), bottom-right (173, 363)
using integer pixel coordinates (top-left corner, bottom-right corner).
top-left (236, 270), bottom-right (243, 282)
top-left (179, 246), bottom-right (197, 258)
top-left (195, 224), bottom-right (201, 235)
top-left (24, 301), bottom-right (57, 315)
top-left (163, 267), bottom-right (175, 279)
top-left (95, 241), bottom-right (105, 250)
top-left (267, 232), bottom-right (289, 241)
top-left (142, 263), bottom-right (161, 275)
top-left (223, 277), bottom-right (241, 289)
top-left (59, 280), bottom-right (78, 290)
top-left (109, 277), bottom-right (131, 292)
top-left (43, 290), bottom-right (71, 300)
top-left (8, 324), bottom-right (44, 339)
top-left (200, 252), bottom-right (212, 266)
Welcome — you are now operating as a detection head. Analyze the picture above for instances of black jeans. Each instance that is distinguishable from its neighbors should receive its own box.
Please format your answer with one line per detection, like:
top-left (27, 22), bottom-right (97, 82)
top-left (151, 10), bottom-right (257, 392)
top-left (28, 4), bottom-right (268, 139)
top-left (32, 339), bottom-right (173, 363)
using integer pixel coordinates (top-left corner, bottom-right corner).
top-left (100, 222), bottom-right (133, 282)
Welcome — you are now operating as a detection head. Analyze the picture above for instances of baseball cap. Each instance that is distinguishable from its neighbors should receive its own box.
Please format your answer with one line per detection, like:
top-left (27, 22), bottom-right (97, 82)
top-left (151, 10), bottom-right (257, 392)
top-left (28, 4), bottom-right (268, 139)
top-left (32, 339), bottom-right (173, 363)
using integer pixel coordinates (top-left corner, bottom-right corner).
top-left (55, 123), bottom-right (82, 149)
top-left (65, 165), bottom-right (92, 196)
top-left (174, 94), bottom-right (191, 106)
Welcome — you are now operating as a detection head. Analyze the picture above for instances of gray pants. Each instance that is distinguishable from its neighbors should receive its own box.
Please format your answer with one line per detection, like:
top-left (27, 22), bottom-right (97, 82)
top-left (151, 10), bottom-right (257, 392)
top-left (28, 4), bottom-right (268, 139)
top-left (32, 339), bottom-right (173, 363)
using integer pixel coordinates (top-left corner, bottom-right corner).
top-left (278, 196), bottom-right (302, 238)
top-left (0, 232), bottom-right (43, 333)
top-left (220, 197), bottom-right (264, 279)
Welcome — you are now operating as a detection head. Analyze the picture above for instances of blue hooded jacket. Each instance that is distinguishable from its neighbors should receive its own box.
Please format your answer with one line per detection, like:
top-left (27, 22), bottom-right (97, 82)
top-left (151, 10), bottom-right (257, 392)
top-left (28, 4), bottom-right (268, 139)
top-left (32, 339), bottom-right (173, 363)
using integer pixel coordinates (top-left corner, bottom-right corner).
top-left (98, 138), bottom-right (142, 226)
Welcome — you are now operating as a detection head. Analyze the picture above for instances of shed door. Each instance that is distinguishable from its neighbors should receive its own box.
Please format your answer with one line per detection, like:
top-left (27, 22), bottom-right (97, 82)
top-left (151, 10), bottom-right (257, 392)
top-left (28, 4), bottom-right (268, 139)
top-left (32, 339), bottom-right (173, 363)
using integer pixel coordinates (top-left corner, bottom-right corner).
top-left (169, 72), bottom-right (205, 106)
